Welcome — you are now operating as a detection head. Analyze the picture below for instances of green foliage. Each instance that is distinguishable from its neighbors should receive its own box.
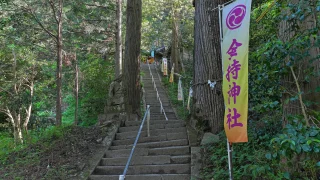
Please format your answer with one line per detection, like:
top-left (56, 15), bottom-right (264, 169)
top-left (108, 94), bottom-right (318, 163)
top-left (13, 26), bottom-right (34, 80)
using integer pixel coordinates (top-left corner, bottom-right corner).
top-left (62, 53), bottom-right (114, 126)
top-left (201, 113), bottom-right (283, 180)
top-left (0, 125), bottom-right (69, 165)
top-left (141, 0), bottom-right (194, 51)
top-left (162, 77), bottom-right (189, 120)
top-left (268, 118), bottom-right (320, 179)
top-left (201, 0), bottom-right (320, 179)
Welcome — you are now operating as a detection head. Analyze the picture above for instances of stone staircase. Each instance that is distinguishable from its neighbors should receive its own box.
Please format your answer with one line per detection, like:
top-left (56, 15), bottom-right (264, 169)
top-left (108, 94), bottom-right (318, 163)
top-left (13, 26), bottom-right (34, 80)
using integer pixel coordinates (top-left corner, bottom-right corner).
top-left (89, 64), bottom-right (191, 180)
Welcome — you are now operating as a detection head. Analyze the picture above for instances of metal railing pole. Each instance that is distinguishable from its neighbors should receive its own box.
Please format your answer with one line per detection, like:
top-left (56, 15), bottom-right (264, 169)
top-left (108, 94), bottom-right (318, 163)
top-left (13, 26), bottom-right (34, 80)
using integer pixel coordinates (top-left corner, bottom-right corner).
top-left (147, 106), bottom-right (150, 137)
top-left (120, 105), bottom-right (151, 179)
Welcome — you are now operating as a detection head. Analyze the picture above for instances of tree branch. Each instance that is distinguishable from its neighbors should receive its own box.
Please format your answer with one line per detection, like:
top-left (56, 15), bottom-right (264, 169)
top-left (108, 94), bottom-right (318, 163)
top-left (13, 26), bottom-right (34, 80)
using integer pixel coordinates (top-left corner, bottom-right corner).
top-left (27, 7), bottom-right (58, 41)
top-left (0, 87), bottom-right (14, 97)
top-left (48, 0), bottom-right (59, 24)
top-left (290, 66), bottom-right (309, 126)
top-left (83, 3), bottom-right (116, 11)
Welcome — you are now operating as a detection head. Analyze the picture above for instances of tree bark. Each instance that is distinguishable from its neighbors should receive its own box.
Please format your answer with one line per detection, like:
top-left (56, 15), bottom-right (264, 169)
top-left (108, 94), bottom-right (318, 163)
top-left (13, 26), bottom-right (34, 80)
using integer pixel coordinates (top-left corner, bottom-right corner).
top-left (74, 54), bottom-right (79, 125)
top-left (280, 0), bottom-right (319, 126)
top-left (171, 10), bottom-right (180, 74)
top-left (192, 0), bottom-right (226, 133)
top-left (56, 0), bottom-right (63, 126)
top-left (115, 0), bottom-right (123, 78)
top-left (123, 0), bottom-right (142, 117)
top-left (23, 80), bottom-right (34, 133)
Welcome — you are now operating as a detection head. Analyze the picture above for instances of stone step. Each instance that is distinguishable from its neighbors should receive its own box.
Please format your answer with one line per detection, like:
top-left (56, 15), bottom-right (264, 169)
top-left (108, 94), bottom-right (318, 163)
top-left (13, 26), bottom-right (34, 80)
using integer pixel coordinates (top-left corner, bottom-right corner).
top-left (104, 148), bottom-right (148, 158)
top-left (150, 112), bottom-right (176, 116)
top-left (112, 132), bottom-right (187, 146)
top-left (92, 164), bottom-right (191, 175)
top-left (109, 139), bottom-right (188, 150)
top-left (125, 120), bottom-right (185, 127)
top-left (115, 127), bottom-right (187, 140)
top-left (99, 155), bottom-right (171, 166)
top-left (145, 103), bottom-right (171, 107)
top-left (118, 123), bottom-right (185, 133)
top-left (150, 109), bottom-right (175, 113)
top-left (146, 100), bottom-right (170, 103)
top-left (150, 118), bottom-right (179, 121)
top-left (89, 174), bottom-right (190, 180)
top-left (99, 155), bottom-right (190, 166)
top-left (150, 115), bottom-right (177, 120)
top-left (148, 146), bottom-right (190, 156)
top-left (171, 155), bottom-right (191, 164)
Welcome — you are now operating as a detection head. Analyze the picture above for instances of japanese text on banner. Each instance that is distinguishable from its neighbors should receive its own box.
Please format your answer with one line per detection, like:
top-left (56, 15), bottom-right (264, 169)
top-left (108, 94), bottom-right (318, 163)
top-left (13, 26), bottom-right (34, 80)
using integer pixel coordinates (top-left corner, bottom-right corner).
top-left (222, 0), bottom-right (252, 143)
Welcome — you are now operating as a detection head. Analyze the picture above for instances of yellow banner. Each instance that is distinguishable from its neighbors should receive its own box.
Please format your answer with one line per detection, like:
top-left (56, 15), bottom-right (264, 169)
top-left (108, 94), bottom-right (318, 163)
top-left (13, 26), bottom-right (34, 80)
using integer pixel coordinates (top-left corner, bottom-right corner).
top-left (169, 63), bottom-right (175, 83)
top-left (222, 0), bottom-right (252, 143)
top-left (163, 58), bottom-right (168, 76)
top-left (178, 77), bottom-right (183, 101)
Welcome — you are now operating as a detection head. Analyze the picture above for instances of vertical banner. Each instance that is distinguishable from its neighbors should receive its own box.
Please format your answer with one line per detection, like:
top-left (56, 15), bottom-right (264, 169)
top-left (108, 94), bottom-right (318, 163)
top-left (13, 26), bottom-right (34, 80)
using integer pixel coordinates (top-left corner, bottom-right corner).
top-left (163, 58), bottom-right (168, 76)
top-left (161, 59), bottom-right (163, 72)
top-left (187, 87), bottom-right (193, 111)
top-left (222, 0), bottom-right (252, 143)
top-left (169, 63), bottom-right (175, 83)
top-left (151, 50), bottom-right (155, 57)
top-left (178, 77), bottom-right (183, 101)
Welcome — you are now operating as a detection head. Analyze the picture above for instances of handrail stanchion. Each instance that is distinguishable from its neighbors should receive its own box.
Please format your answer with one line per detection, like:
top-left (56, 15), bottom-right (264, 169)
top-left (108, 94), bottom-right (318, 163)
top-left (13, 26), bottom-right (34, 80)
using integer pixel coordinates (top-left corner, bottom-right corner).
top-left (120, 105), bottom-right (151, 179)
top-left (147, 107), bottom-right (150, 137)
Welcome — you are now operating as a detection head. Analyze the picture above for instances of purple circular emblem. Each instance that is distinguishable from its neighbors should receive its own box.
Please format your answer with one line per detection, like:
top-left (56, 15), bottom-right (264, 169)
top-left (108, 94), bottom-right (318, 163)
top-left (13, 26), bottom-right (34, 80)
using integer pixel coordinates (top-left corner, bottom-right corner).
top-left (226, 5), bottom-right (246, 30)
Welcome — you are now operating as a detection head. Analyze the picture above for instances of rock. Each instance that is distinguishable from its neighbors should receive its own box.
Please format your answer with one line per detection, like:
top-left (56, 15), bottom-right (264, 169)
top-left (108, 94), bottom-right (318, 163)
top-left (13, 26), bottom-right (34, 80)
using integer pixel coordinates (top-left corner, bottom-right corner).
top-left (191, 147), bottom-right (201, 180)
top-left (96, 138), bottom-right (103, 143)
top-left (98, 114), bottom-right (107, 122)
top-left (77, 163), bottom-right (86, 171)
top-left (200, 132), bottom-right (219, 146)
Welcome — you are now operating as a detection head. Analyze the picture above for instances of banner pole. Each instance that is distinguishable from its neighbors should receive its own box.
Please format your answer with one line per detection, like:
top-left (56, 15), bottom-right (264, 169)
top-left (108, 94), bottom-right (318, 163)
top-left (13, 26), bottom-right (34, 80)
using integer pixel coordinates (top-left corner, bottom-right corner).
top-left (219, 4), bottom-right (233, 180)
top-left (227, 140), bottom-right (233, 180)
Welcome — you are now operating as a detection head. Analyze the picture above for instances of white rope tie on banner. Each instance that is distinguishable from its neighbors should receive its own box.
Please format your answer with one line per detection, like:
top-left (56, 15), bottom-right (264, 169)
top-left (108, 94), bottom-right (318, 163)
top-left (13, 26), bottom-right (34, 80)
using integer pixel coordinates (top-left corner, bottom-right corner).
top-left (210, 0), bottom-right (235, 11)
top-left (147, 62), bottom-right (168, 121)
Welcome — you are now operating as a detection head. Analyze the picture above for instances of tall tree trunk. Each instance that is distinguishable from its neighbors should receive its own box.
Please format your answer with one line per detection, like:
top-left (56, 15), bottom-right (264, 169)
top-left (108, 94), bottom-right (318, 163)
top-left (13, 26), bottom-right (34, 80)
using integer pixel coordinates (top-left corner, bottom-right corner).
top-left (123, 0), bottom-right (142, 117)
top-left (280, 0), bottom-right (319, 126)
top-left (302, 2), bottom-right (320, 113)
top-left (11, 49), bottom-right (23, 143)
top-left (192, 0), bottom-right (226, 133)
top-left (56, 1), bottom-right (63, 126)
top-left (115, 0), bottom-right (123, 78)
top-left (74, 54), bottom-right (79, 125)
top-left (23, 80), bottom-right (34, 133)
top-left (13, 111), bottom-right (23, 144)
top-left (171, 11), bottom-right (180, 74)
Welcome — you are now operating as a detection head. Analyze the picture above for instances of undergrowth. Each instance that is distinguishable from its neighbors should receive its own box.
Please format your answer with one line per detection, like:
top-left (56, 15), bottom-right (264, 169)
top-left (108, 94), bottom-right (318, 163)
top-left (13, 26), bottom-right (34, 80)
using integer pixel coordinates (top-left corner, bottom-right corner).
top-left (200, 114), bottom-right (320, 180)
top-left (0, 125), bottom-right (70, 166)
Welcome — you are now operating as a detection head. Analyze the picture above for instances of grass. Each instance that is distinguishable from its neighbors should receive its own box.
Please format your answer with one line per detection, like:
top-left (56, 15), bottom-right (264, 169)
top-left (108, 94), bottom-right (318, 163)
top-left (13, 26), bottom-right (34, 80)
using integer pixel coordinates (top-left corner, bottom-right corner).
top-left (0, 125), bottom-right (71, 166)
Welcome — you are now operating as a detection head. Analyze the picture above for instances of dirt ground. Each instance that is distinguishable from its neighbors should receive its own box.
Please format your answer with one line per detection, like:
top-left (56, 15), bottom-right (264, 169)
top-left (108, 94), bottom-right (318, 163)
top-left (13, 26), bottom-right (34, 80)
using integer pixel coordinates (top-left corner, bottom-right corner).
top-left (0, 125), bottom-right (113, 180)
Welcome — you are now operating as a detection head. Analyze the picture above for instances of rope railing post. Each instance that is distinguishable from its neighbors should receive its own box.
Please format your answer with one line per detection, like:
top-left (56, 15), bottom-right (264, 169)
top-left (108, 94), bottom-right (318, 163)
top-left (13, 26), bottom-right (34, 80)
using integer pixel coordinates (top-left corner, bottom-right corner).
top-left (147, 106), bottom-right (150, 137)
top-left (120, 105), bottom-right (151, 179)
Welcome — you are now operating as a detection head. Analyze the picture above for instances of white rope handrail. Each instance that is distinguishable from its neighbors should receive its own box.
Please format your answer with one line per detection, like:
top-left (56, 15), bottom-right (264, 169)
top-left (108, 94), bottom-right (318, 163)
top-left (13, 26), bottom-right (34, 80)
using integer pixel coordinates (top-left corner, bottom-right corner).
top-left (147, 63), bottom-right (168, 121)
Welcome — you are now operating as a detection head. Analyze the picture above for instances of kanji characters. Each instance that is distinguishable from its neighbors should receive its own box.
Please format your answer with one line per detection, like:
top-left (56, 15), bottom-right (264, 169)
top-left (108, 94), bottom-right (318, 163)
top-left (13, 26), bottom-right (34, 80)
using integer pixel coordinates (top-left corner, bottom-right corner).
top-left (227, 39), bottom-right (242, 60)
top-left (228, 82), bottom-right (241, 104)
top-left (226, 59), bottom-right (241, 82)
top-left (226, 108), bottom-right (243, 129)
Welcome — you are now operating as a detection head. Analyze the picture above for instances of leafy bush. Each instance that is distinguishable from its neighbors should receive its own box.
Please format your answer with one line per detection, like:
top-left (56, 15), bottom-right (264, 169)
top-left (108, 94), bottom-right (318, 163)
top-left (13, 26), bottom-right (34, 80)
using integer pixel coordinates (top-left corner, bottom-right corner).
top-left (200, 113), bottom-right (283, 180)
top-left (267, 118), bottom-right (320, 179)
